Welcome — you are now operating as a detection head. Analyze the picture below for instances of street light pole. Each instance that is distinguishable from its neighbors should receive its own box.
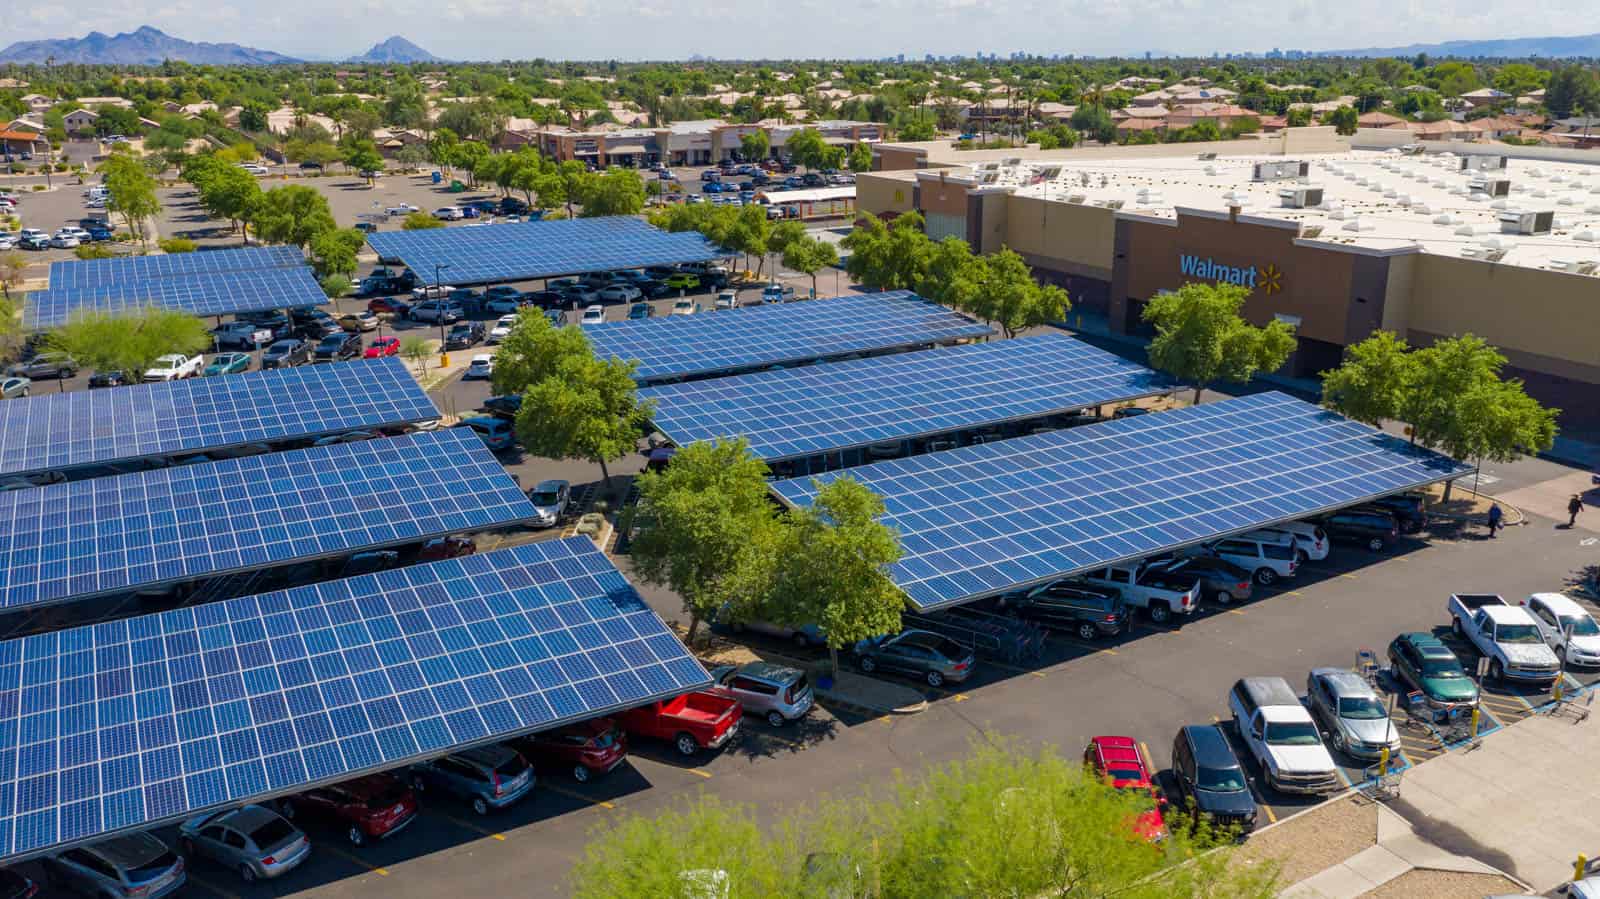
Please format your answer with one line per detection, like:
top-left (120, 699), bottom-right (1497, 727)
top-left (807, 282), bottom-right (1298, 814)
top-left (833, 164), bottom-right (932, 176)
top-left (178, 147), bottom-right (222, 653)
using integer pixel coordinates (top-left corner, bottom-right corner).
top-left (434, 263), bottom-right (451, 366)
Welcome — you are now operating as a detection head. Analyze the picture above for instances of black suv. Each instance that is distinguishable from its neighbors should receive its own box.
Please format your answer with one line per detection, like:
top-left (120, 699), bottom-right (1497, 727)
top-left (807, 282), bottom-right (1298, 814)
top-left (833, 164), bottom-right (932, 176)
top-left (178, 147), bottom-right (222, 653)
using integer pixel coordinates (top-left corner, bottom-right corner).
top-left (1358, 493), bottom-right (1427, 534)
top-left (444, 321), bottom-right (486, 350)
top-left (261, 339), bottom-right (311, 369)
top-left (1317, 508), bottom-right (1401, 551)
top-left (1170, 724), bottom-right (1257, 834)
top-left (313, 333), bottom-right (361, 362)
top-left (1002, 583), bottom-right (1128, 641)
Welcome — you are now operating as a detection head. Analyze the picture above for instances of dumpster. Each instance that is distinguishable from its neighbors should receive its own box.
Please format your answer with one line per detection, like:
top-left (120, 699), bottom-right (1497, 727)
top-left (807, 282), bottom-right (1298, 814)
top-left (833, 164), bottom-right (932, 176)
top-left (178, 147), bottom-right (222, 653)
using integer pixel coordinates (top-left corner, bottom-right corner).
top-left (431, 171), bottom-right (442, 184)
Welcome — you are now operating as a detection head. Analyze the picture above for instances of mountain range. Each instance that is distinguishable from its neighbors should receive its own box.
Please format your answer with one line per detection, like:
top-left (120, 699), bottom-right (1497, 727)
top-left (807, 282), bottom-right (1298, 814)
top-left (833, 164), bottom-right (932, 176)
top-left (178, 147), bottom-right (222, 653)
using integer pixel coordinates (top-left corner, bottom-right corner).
top-left (1323, 32), bottom-right (1600, 58)
top-left (0, 27), bottom-right (440, 65)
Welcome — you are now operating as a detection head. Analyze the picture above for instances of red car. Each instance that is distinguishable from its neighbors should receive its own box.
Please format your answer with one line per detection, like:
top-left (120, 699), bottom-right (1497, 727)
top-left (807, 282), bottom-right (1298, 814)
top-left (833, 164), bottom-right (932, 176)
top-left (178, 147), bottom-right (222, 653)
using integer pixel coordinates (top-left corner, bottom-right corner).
top-left (366, 297), bottom-right (411, 317)
top-left (616, 691), bottom-right (742, 757)
top-left (517, 718), bottom-right (628, 782)
top-left (1084, 736), bottom-right (1168, 842)
top-left (278, 774), bottom-right (417, 846)
top-left (417, 535), bottom-right (476, 561)
top-left (365, 336), bottom-right (401, 358)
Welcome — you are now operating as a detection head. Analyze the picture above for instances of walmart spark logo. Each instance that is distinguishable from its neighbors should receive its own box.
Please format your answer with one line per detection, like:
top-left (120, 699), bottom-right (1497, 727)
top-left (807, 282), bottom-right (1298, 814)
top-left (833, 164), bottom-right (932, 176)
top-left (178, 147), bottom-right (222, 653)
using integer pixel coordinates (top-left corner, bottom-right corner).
top-left (1259, 264), bottom-right (1283, 294)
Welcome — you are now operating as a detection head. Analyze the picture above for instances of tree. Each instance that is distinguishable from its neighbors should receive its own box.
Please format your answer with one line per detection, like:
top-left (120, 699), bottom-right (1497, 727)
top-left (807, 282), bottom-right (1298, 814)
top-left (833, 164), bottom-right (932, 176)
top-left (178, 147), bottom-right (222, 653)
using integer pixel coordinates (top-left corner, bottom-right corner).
top-left (578, 168), bottom-right (646, 217)
top-left (916, 236), bottom-right (981, 312)
top-left (435, 99), bottom-right (507, 142)
top-left (847, 141), bottom-right (872, 173)
top-left (100, 154), bottom-right (160, 247)
top-left (47, 307), bottom-right (210, 381)
top-left (966, 248), bottom-right (1071, 338)
top-left (489, 306), bottom-right (592, 397)
top-left (514, 354), bottom-right (652, 486)
top-left (781, 235), bottom-right (838, 297)
top-left (399, 334), bottom-right (432, 373)
top-left (768, 477), bottom-right (902, 675)
top-left (395, 144), bottom-right (429, 172)
top-left (720, 204), bottom-right (770, 274)
top-left (1285, 106), bottom-right (1313, 127)
top-left (784, 127), bottom-right (830, 172)
top-left (185, 158), bottom-right (262, 241)
top-left (1070, 104), bottom-right (1117, 144)
top-left (320, 274), bottom-right (352, 298)
top-left (629, 439), bottom-right (780, 644)
top-left (427, 128), bottom-right (461, 174)
top-left (342, 140), bottom-right (385, 183)
top-left (402, 211), bottom-right (445, 230)
top-left (1545, 66), bottom-right (1600, 120)
top-left (897, 118), bottom-right (935, 141)
top-left (1403, 336), bottom-right (1558, 487)
top-left (569, 797), bottom-right (787, 899)
top-left (739, 129), bottom-right (769, 162)
top-left (308, 228), bottom-right (366, 280)
top-left (254, 185), bottom-right (336, 250)
top-left (841, 212), bottom-right (932, 291)
top-left (1326, 105), bottom-right (1359, 136)
top-left (1319, 330), bottom-right (1413, 425)
top-left (1142, 282), bottom-right (1297, 404)
top-left (238, 102), bottom-right (269, 132)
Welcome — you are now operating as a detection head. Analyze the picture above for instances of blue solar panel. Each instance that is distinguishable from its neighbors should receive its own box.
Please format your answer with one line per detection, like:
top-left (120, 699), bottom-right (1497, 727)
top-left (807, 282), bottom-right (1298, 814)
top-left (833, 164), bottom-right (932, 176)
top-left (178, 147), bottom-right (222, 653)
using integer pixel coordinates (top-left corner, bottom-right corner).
top-left (48, 247), bottom-right (306, 290)
top-left (25, 268), bottom-right (327, 330)
top-left (0, 428), bottom-right (538, 613)
top-left (0, 536), bottom-right (709, 862)
top-left (589, 291), bottom-right (994, 384)
top-left (640, 334), bottom-right (1171, 461)
top-left (364, 217), bottom-right (720, 286)
top-left (770, 392), bottom-right (1475, 611)
top-left (0, 358), bottom-right (438, 481)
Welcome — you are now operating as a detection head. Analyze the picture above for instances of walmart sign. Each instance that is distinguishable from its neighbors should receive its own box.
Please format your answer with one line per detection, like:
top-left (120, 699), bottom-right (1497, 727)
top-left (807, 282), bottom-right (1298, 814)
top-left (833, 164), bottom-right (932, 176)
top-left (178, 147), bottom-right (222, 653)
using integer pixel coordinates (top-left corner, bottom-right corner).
top-left (1178, 254), bottom-right (1283, 294)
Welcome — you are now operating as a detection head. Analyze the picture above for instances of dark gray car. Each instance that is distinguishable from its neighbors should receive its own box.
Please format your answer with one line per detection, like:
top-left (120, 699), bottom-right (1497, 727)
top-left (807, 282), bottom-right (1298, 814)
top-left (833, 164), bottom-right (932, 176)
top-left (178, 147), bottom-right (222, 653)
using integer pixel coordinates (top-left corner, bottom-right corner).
top-left (853, 629), bottom-right (974, 687)
top-left (44, 833), bottom-right (187, 899)
top-left (408, 744), bottom-right (535, 815)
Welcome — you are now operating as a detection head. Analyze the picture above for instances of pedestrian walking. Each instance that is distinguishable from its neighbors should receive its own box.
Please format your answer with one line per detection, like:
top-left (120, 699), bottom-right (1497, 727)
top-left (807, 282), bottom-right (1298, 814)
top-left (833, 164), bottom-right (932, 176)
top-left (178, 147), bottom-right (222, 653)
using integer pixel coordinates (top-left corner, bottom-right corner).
top-left (1568, 494), bottom-right (1584, 528)
top-left (1487, 502), bottom-right (1503, 538)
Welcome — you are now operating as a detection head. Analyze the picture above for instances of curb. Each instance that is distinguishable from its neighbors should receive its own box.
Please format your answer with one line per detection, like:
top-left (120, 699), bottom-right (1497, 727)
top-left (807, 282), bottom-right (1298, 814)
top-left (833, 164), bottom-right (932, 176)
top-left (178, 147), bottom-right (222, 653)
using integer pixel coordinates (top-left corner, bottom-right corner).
top-left (815, 688), bottom-right (928, 717)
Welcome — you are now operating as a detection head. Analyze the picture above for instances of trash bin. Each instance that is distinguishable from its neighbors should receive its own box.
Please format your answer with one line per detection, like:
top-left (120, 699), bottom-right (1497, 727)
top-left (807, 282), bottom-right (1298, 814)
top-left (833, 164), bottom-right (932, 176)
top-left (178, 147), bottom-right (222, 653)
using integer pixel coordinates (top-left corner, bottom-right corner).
top-left (431, 171), bottom-right (442, 185)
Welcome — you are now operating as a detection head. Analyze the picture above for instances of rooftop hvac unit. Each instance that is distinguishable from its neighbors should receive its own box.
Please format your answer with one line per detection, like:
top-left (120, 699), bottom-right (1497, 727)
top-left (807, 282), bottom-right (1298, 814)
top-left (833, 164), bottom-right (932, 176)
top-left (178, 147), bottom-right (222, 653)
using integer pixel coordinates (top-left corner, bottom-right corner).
top-left (1499, 210), bottom-right (1554, 235)
top-left (1197, 152), bottom-right (1218, 161)
top-left (1575, 230), bottom-right (1598, 242)
top-left (1459, 155), bottom-right (1508, 172)
top-left (1482, 249), bottom-right (1508, 263)
top-left (1066, 193), bottom-right (1086, 204)
top-left (1252, 160), bottom-right (1310, 182)
top-left (1577, 260), bottom-right (1599, 274)
top-left (1470, 177), bottom-right (1511, 198)
top-left (1299, 224), bottom-right (1324, 239)
top-left (1400, 144), bottom-right (1425, 155)
top-left (1433, 213), bottom-right (1457, 225)
top-left (1277, 186), bottom-right (1324, 208)
top-left (1103, 199), bottom-right (1125, 210)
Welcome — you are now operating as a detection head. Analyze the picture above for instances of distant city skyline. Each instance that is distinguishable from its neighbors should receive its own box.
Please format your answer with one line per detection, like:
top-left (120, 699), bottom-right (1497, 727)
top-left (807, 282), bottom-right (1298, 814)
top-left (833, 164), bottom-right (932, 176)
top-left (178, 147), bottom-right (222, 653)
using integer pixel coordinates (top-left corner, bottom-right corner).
top-left (3, 1), bottom-right (1598, 63)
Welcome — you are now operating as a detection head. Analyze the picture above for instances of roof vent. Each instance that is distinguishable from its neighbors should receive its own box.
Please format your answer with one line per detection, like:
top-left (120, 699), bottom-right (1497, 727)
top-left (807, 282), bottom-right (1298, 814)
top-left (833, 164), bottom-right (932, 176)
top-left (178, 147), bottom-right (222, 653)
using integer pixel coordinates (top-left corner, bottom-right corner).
top-left (1498, 210), bottom-right (1554, 235)
top-left (1432, 213), bottom-right (1456, 224)
top-left (1577, 260), bottom-right (1599, 274)
top-left (1103, 199), bottom-right (1125, 210)
top-left (1470, 177), bottom-right (1511, 198)
top-left (1277, 186), bottom-right (1324, 208)
top-left (1341, 218), bottom-right (1375, 232)
top-left (1551, 173), bottom-right (1567, 183)
top-left (1482, 249), bottom-right (1508, 263)
top-left (1575, 229), bottom-right (1598, 242)
top-left (1412, 203), bottom-right (1431, 215)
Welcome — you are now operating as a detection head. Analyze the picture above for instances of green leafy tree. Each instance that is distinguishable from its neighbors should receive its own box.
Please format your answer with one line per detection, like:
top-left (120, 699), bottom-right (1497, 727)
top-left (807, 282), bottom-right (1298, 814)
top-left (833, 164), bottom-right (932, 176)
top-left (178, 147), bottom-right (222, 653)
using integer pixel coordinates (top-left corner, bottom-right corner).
top-left (847, 141), bottom-right (872, 172)
top-left (402, 211), bottom-right (445, 230)
top-left (99, 154), bottom-right (160, 247)
top-left (1319, 330), bottom-right (1413, 425)
top-left (966, 248), bottom-right (1071, 338)
top-left (556, 160), bottom-right (591, 218)
top-left (320, 274), bottom-right (352, 298)
top-left (238, 102), bottom-right (269, 132)
top-left (1142, 282), bottom-right (1297, 404)
top-left (840, 211), bottom-right (932, 291)
top-left (254, 185), bottom-right (336, 250)
top-left (514, 354), bottom-right (652, 486)
top-left (897, 118), bottom-right (935, 141)
top-left (783, 127), bottom-right (830, 172)
top-left (578, 168), bottom-right (646, 217)
top-left (720, 204), bottom-right (770, 273)
top-left (780, 235), bottom-right (838, 297)
top-left (1070, 104), bottom-right (1117, 144)
top-left (569, 797), bottom-right (788, 899)
top-left (916, 236), bottom-right (981, 312)
top-left (1326, 105), bottom-right (1359, 136)
top-left (1286, 106), bottom-right (1313, 127)
top-left (455, 141), bottom-right (490, 186)
top-left (488, 307), bottom-right (592, 397)
top-left (47, 307), bottom-right (210, 381)
top-left (395, 143), bottom-right (429, 172)
top-left (630, 439), bottom-right (780, 643)
top-left (342, 140), bottom-right (385, 183)
top-left (185, 158), bottom-right (262, 240)
top-left (399, 334), bottom-right (432, 372)
top-left (427, 128), bottom-right (461, 174)
top-left (435, 99), bottom-right (507, 142)
top-left (1545, 66), bottom-right (1600, 120)
top-left (308, 227), bottom-right (366, 280)
top-left (738, 129), bottom-right (769, 162)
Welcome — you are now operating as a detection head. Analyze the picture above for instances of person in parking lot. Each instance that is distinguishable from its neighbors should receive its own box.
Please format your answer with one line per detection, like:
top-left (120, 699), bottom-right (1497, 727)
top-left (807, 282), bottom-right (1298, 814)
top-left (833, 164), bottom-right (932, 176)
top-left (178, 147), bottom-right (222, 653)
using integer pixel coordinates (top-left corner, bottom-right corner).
top-left (1486, 502), bottom-right (1503, 538)
top-left (1568, 494), bottom-right (1584, 528)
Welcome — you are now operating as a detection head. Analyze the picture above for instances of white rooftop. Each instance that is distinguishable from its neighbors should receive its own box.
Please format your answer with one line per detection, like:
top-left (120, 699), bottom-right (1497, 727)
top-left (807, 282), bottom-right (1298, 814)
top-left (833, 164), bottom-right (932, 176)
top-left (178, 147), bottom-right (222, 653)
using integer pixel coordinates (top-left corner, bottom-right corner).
top-left (968, 149), bottom-right (1600, 275)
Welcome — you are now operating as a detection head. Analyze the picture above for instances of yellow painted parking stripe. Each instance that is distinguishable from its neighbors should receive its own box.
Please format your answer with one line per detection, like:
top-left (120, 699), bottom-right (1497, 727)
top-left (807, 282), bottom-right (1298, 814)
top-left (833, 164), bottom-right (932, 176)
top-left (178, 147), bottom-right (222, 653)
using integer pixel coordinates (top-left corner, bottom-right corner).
top-left (1339, 573), bottom-right (1359, 580)
top-left (1227, 609), bottom-right (1247, 616)
top-left (542, 783), bottom-right (616, 809)
top-left (1285, 590), bottom-right (1303, 596)
top-left (686, 768), bottom-right (712, 779)
top-left (950, 692), bottom-right (970, 703)
top-left (320, 844), bottom-right (390, 875)
top-left (435, 811), bottom-right (508, 840)
top-left (1261, 804), bottom-right (1278, 824)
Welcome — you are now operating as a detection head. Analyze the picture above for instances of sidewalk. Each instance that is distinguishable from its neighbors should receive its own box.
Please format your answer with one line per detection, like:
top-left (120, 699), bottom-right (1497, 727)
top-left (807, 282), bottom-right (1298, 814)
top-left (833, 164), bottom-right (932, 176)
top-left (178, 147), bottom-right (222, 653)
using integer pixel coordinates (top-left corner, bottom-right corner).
top-left (1280, 802), bottom-right (1521, 898)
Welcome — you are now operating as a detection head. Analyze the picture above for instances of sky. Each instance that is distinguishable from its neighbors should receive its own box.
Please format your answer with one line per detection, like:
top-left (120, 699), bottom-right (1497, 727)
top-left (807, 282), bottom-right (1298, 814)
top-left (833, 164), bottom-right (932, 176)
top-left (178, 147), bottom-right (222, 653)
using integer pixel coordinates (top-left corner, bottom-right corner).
top-left (4, 0), bottom-right (1599, 61)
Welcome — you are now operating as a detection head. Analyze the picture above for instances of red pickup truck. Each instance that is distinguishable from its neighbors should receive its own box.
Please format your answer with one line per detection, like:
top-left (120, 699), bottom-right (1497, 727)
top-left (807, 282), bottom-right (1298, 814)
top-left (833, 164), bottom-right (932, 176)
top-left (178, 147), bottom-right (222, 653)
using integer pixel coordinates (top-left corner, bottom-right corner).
top-left (616, 691), bottom-right (742, 757)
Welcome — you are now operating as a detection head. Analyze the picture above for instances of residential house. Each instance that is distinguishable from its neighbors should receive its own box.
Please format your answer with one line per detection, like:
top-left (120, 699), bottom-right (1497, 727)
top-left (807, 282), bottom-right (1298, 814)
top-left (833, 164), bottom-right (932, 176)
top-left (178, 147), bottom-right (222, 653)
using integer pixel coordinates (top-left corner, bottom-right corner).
top-left (20, 94), bottom-right (55, 113)
top-left (74, 96), bottom-right (134, 109)
top-left (1356, 111), bottom-right (1409, 129)
top-left (62, 108), bottom-right (100, 134)
top-left (1458, 88), bottom-right (1510, 109)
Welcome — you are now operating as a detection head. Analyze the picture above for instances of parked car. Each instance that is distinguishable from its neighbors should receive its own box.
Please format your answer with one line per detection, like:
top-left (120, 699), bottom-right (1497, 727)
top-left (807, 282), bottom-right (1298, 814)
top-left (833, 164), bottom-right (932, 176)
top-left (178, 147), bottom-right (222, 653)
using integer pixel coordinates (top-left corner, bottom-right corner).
top-left (527, 479), bottom-right (571, 527)
top-left (664, 272), bottom-right (700, 291)
top-left (261, 339), bottom-right (310, 369)
top-left (597, 284), bottom-right (642, 303)
top-left (854, 629), bottom-right (974, 687)
top-left (1305, 668), bottom-right (1401, 760)
top-left (296, 317), bottom-right (343, 341)
top-left (1316, 508), bottom-right (1400, 552)
top-left (444, 321), bottom-right (486, 349)
top-left (178, 805), bottom-right (310, 882)
top-left (277, 774), bottom-right (417, 847)
top-left (417, 535), bottom-right (477, 561)
top-left (211, 320), bottom-right (272, 350)
top-left (627, 302), bottom-right (654, 320)
top-left (1361, 492), bottom-right (1428, 534)
top-left (482, 394), bottom-right (523, 419)
top-left (523, 289), bottom-right (565, 309)
top-left (1522, 592), bottom-right (1600, 667)
top-left (516, 718), bottom-right (629, 783)
top-left (88, 370), bottom-right (129, 389)
top-left (0, 376), bottom-right (27, 399)
top-left (1000, 582), bottom-right (1129, 641)
top-left (313, 333), bottom-right (362, 362)
top-left (1073, 562), bottom-right (1201, 624)
top-left (762, 284), bottom-right (796, 304)
top-left (432, 206), bottom-right (465, 221)
top-left (488, 314), bottom-right (519, 343)
top-left (8, 352), bottom-right (77, 380)
top-left (338, 311), bottom-right (379, 332)
top-left (1387, 632), bottom-right (1480, 713)
top-left (1146, 555), bottom-right (1254, 606)
top-left (365, 336), bottom-right (401, 358)
top-left (484, 295), bottom-right (525, 315)
top-left (143, 353), bottom-right (204, 382)
top-left (1257, 520), bottom-right (1330, 562)
top-left (1191, 532), bottom-right (1299, 586)
top-left (366, 296), bottom-right (412, 318)
top-left (716, 605), bottom-right (826, 648)
top-left (1169, 724), bottom-right (1257, 833)
top-left (410, 300), bottom-right (461, 324)
top-left (49, 232), bottom-right (81, 249)
top-left (1227, 677), bottom-right (1341, 795)
top-left (204, 352), bottom-right (252, 376)
top-left (447, 287), bottom-right (484, 313)
top-left (42, 834), bottom-right (186, 899)
top-left (408, 745), bottom-right (535, 815)
top-left (580, 305), bottom-right (606, 326)
top-left (463, 353), bottom-right (494, 380)
top-left (708, 662), bottom-right (814, 727)
top-left (670, 299), bottom-right (700, 316)
top-left (616, 692), bottom-right (743, 757)
top-left (1449, 593), bottom-right (1561, 684)
top-left (1083, 735), bottom-right (1168, 842)
top-left (456, 415), bottom-right (514, 450)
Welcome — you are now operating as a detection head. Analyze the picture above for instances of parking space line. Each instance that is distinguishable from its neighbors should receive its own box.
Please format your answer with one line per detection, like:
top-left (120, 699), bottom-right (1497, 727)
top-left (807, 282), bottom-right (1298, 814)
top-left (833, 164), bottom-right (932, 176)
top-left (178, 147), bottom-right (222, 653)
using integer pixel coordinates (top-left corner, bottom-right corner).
top-left (1261, 804), bottom-right (1278, 824)
top-left (187, 873), bottom-right (244, 899)
top-left (1227, 609), bottom-right (1246, 616)
top-left (1285, 590), bottom-right (1303, 596)
top-left (1339, 573), bottom-right (1359, 580)
top-left (685, 768), bottom-right (713, 779)
top-left (319, 844), bottom-right (390, 875)
top-left (542, 783), bottom-right (616, 809)
top-left (434, 811), bottom-right (508, 840)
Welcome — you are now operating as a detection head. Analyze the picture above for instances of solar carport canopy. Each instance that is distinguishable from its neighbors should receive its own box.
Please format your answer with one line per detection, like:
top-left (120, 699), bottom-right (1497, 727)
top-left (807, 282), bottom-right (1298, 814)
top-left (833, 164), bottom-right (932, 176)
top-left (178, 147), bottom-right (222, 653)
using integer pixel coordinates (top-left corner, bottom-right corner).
top-left (639, 333), bottom-right (1171, 462)
top-left (588, 290), bottom-right (994, 385)
top-left (0, 358), bottom-right (439, 481)
top-left (770, 392), bottom-right (1474, 611)
top-left (363, 216), bottom-right (720, 286)
top-left (47, 247), bottom-right (305, 290)
top-left (0, 537), bottom-right (710, 862)
top-left (25, 267), bottom-right (328, 329)
top-left (0, 427), bottom-right (538, 613)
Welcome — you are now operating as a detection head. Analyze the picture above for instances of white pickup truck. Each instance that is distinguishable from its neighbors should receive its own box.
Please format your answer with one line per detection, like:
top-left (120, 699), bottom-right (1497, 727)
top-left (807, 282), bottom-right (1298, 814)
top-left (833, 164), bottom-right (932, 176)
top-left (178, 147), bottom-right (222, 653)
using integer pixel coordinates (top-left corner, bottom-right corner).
top-left (1073, 561), bottom-right (1201, 625)
top-left (1448, 593), bottom-right (1562, 684)
top-left (1228, 677), bottom-right (1341, 795)
top-left (143, 354), bottom-right (204, 382)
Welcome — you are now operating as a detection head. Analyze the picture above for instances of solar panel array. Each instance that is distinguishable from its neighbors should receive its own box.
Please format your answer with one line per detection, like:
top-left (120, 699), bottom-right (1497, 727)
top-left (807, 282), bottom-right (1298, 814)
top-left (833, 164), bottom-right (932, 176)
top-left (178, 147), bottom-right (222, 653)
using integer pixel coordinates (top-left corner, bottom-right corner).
top-left (364, 216), bottom-right (720, 286)
top-left (0, 358), bottom-right (439, 480)
top-left (0, 428), bottom-right (538, 613)
top-left (640, 334), bottom-right (1171, 461)
top-left (0, 537), bottom-right (709, 861)
top-left (48, 247), bottom-right (306, 290)
top-left (770, 392), bottom-right (1474, 611)
top-left (25, 267), bottom-right (328, 330)
top-left (589, 291), bottom-right (995, 384)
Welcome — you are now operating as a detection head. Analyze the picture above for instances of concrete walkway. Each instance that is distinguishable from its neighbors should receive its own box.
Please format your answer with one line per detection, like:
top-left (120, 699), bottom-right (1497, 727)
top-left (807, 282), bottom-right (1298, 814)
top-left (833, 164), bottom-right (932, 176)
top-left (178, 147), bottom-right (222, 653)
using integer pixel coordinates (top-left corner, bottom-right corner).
top-left (1281, 697), bottom-right (1598, 896)
top-left (813, 668), bottom-right (928, 716)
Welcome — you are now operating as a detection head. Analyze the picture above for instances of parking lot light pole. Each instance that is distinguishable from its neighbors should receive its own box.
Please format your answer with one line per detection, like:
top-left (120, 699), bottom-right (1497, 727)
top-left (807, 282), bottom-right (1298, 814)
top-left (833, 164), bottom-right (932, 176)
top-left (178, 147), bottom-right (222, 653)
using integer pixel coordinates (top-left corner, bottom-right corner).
top-left (434, 263), bottom-right (450, 366)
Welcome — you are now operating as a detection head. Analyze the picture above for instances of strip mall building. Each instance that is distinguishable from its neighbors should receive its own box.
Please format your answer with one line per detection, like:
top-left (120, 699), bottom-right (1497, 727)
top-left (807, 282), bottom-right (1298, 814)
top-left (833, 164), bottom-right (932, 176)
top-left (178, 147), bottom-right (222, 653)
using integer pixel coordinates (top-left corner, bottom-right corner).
top-left (858, 129), bottom-right (1600, 432)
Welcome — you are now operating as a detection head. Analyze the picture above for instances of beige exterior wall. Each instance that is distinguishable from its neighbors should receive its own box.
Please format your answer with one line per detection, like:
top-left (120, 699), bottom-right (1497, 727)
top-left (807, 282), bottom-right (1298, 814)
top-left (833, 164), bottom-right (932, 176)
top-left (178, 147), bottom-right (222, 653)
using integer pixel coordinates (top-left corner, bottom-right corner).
top-left (1280, 126), bottom-right (1347, 154)
top-left (1002, 196), bottom-right (1117, 279)
top-left (855, 172), bottom-right (917, 218)
top-left (1380, 251), bottom-right (1415, 334)
top-left (1404, 254), bottom-right (1600, 382)
top-left (874, 146), bottom-right (926, 171)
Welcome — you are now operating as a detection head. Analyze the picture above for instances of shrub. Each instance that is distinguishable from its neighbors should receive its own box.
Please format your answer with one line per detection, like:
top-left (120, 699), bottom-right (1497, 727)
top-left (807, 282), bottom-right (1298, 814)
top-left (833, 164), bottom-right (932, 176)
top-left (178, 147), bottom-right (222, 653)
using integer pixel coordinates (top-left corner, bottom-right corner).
top-left (157, 237), bottom-right (197, 254)
top-left (73, 244), bottom-right (116, 260)
top-left (320, 274), bottom-right (352, 298)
